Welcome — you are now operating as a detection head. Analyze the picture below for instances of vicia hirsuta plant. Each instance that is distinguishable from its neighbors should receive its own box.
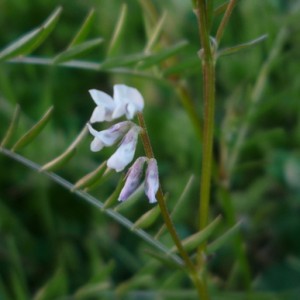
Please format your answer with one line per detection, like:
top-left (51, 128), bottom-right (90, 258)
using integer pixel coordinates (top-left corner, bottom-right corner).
top-left (0, 1), bottom-right (275, 299)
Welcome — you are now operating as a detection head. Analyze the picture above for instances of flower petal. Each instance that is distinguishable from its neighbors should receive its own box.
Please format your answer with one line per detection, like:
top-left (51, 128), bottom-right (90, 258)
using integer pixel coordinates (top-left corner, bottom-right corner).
top-left (89, 89), bottom-right (114, 107)
top-left (87, 121), bottom-right (132, 152)
top-left (145, 158), bottom-right (159, 203)
top-left (90, 136), bottom-right (105, 152)
top-left (112, 84), bottom-right (144, 120)
top-left (90, 106), bottom-right (106, 123)
top-left (107, 125), bottom-right (141, 172)
top-left (119, 157), bottom-right (148, 201)
top-left (89, 89), bottom-right (115, 122)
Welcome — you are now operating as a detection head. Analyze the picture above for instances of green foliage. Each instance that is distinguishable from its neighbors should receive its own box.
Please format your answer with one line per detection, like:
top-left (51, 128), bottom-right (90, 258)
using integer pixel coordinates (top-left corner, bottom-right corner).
top-left (0, 0), bottom-right (300, 299)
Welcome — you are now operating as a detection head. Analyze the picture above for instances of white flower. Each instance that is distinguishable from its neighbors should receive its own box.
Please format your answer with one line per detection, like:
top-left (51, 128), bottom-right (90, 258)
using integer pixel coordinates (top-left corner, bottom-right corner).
top-left (87, 121), bottom-right (132, 152)
top-left (118, 157), bottom-right (148, 201)
top-left (107, 125), bottom-right (141, 172)
top-left (89, 89), bottom-right (115, 123)
top-left (145, 158), bottom-right (159, 203)
top-left (112, 84), bottom-right (144, 120)
top-left (89, 84), bottom-right (144, 123)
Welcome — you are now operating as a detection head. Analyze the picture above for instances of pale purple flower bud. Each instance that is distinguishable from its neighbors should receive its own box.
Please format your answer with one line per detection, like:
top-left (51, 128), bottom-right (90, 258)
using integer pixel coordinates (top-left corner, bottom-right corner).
top-left (119, 157), bottom-right (148, 201)
top-left (145, 158), bottom-right (159, 203)
top-left (107, 125), bottom-right (141, 172)
top-left (112, 84), bottom-right (144, 120)
top-left (89, 89), bottom-right (116, 123)
top-left (87, 121), bottom-right (132, 152)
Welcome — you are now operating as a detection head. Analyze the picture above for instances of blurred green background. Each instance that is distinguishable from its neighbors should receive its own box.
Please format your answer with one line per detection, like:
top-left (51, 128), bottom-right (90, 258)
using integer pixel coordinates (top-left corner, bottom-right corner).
top-left (1, 0), bottom-right (300, 299)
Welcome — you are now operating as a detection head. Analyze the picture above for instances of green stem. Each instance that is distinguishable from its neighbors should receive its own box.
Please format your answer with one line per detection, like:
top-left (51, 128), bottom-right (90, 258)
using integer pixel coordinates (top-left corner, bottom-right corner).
top-left (215, 0), bottom-right (238, 44)
top-left (137, 112), bottom-right (209, 299)
top-left (196, 1), bottom-right (212, 59)
top-left (0, 147), bottom-right (183, 266)
top-left (198, 62), bottom-right (215, 232)
top-left (195, 2), bottom-right (216, 273)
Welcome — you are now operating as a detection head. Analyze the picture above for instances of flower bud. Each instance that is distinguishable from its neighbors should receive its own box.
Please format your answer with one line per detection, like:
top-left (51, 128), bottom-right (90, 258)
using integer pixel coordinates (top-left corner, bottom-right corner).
top-left (145, 158), bottom-right (159, 203)
top-left (118, 157), bottom-right (148, 201)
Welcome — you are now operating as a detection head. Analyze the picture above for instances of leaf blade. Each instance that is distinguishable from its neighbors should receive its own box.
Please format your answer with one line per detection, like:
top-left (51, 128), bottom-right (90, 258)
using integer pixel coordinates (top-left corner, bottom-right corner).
top-left (218, 34), bottom-right (268, 57)
top-left (54, 38), bottom-right (104, 64)
top-left (11, 106), bottom-right (54, 152)
top-left (68, 9), bottom-right (96, 47)
top-left (0, 7), bottom-right (62, 61)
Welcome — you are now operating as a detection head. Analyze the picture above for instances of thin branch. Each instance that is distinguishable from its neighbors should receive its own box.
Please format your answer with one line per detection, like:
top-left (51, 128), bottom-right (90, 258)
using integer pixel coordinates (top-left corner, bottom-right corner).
top-left (215, 0), bottom-right (238, 44)
top-left (0, 146), bottom-right (183, 266)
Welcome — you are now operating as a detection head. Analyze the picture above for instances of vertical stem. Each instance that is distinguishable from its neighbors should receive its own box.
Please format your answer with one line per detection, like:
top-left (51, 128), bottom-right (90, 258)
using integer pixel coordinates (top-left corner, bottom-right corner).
top-left (199, 61), bottom-right (215, 232)
top-left (137, 112), bottom-right (210, 300)
top-left (195, 1), bottom-right (216, 270)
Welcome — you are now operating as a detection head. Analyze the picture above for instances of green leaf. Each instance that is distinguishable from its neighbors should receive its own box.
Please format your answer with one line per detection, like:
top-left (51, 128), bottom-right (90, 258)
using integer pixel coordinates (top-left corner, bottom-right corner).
top-left (107, 4), bottom-right (128, 57)
top-left (1, 104), bottom-right (20, 148)
top-left (41, 125), bottom-right (88, 171)
top-left (0, 276), bottom-right (10, 300)
top-left (0, 7), bottom-right (62, 61)
top-left (11, 106), bottom-right (54, 152)
top-left (40, 148), bottom-right (76, 172)
top-left (73, 161), bottom-right (107, 190)
top-left (162, 56), bottom-right (200, 76)
top-left (218, 34), bottom-right (268, 57)
top-left (170, 215), bottom-right (222, 253)
top-left (54, 38), bottom-right (104, 64)
top-left (137, 40), bottom-right (189, 70)
top-left (68, 9), bottom-right (96, 47)
top-left (103, 177), bottom-right (124, 209)
top-left (74, 282), bottom-right (111, 299)
top-left (33, 268), bottom-right (68, 300)
top-left (155, 176), bottom-right (195, 239)
top-left (143, 250), bottom-right (183, 270)
top-left (133, 205), bottom-right (160, 230)
top-left (214, 1), bottom-right (230, 16)
top-left (100, 52), bottom-right (151, 69)
top-left (101, 40), bottom-right (188, 71)
top-left (84, 168), bottom-right (114, 192)
top-left (114, 184), bottom-right (144, 212)
top-left (9, 270), bottom-right (29, 300)
top-left (207, 221), bottom-right (242, 254)
top-left (144, 12), bottom-right (167, 53)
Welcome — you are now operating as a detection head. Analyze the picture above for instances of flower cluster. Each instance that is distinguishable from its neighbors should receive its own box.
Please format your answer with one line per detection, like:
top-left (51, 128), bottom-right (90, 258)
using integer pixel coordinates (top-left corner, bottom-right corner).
top-left (87, 84), bottom-right (159, 203)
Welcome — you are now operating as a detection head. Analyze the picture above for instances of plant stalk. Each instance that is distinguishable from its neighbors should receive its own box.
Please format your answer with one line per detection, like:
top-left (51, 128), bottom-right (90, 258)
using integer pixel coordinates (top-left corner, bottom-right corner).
top-left (215, 0), bottom-right (238, 44)
top-left (137, 112), bottom-right (209, 299)
top-left (195, 1), bottom-right (216, 271)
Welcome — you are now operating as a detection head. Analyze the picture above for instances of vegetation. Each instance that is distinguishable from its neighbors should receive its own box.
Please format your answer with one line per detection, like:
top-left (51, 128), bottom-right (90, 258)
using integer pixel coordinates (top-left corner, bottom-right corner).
top-left (0, 0), bottom-right (300, 299)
